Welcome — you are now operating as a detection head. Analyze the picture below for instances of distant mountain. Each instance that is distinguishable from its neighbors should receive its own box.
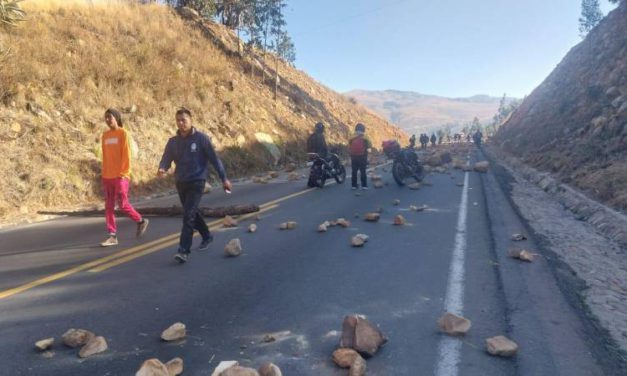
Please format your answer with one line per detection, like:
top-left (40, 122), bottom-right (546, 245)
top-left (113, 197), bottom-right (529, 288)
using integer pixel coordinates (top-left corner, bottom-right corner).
top-left (345, 89), bottom-right (514, 134)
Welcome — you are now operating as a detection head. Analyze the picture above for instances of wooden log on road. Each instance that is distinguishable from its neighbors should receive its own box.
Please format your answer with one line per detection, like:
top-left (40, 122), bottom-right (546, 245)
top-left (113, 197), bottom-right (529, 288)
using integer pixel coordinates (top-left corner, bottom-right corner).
top-left (38, 204), bottom-right (259, 218)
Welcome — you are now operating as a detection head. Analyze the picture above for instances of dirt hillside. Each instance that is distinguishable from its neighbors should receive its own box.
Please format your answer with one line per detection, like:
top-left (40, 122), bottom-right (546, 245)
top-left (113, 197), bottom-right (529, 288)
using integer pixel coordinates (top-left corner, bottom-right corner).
top-left (0, 2), bottom-right (405, 225)
top-left (493, 2), bottom-right (627, 211)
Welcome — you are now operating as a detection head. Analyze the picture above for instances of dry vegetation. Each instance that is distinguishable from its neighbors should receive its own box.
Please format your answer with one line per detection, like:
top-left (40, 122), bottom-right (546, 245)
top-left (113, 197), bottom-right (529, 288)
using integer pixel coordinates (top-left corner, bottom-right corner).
top-left (0, 1), bottom-right (405, 225)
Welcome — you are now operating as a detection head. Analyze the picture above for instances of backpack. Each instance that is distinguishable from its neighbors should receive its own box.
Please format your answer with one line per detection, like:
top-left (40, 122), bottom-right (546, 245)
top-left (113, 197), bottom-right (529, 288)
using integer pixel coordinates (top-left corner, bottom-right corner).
top-left (350, 137), bottom-right (366, 156)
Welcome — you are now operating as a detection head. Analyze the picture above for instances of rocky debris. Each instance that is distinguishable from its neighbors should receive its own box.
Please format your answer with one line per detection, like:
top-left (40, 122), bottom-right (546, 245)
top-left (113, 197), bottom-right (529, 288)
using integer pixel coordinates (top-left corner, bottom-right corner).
top-left (437, 313), bottom-right (471, 336)
top-left (508, 249), bottom-right (535, 262)
top-left (332, 348), bottom-right (362, 368)
top-left (336, 218), bottom-right (351, 228)
top-left (440, 152), bottom-right (452, 164)
top-left (340, 314), bottom-right (388, 357)
top-left (373, 181), bottom-right (384, 188)
top-left (284, 163), bottom-right (296, 172)
top-left (462, 165), bottom-right (473, 172)
top-left (351, 236), bottom-right (366, 247)
top-left (511, 233), bottom-right (527, 241)
top-left (62, 328), bottom-right (95, 348)
top-left (166, 358), bottom-right (184, 376)
top-left (161, 322), bottom-right (186, 342)
top-left (452, 159), bottom-right (465, 169)
top-left (364, 212), bottom-right (380, 222)
top-left (223, 215), bottom-right (238, 227)
top-left (248, 223), bottom-right (257, 233)
top-left (42, 351), bottom-right (55, 358)
top-left (269, 171), bottom-right (280, 179)
top-left (221, 366), bottom-right (260, 376)
top-left (136, 358), bottom-right (170, 376)
top-left (225, 238), bottom-right (243, 257)
top-left (408, 182), bottom-right (421, 190)
top-left (258, 362), bottom-right (282, 376)
top-left (287, 172), bottom-right (300, 181)
top-left (35, 338), bottom-right (54, 351)
top-left (485, 335), bottom-right (519, 357)
top-left (474, 161), bottom-right (490, 173)
top-left (393, 215), bottom-right (405, 225)
top-left (253, 176), bottom-right (269, 184)
top-left (370, 174), bottom-right (382, 182)
top-left (393, 199), bottom-right (400, 206)
top-left (349, 356), bottom-right (367, 376)
top-left (212, 361), bottom-right (239, 376)
top-left (78, 336), bottom-right (108, 358)
top-left (279, 221), bottom-right (297, 230)
top-left (262, 334), bottom-right (276, 343)
top-left (456, 182), bottom-right (465, 187)
top-left (318, 223), bottom-right (328, 232)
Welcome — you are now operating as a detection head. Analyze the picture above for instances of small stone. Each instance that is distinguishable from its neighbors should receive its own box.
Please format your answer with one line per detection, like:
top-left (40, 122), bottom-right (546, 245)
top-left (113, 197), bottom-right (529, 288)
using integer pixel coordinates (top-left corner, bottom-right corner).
top-left (352, 236), bottom-right (366, 247)
top-left (408, 182), bottom-right (421, 190)
top-left (373, 181), bottom-right (384, 188)
top-left (336, 218), bottom-right (351, 228)
top-left (486, 335), bottom-right (518, 357)
top-left (248, 223), bottom-right (257, 233)
top-left (223, 215), bottom-right (238, 227)
top-left (166, 357), bottom-right (184, 376)
top-left (279, 221), bottom-right (297, 230)
top-left (10, 122), bottom-right (21, 133)
top-left (349, 356), bottom-right (367, 376)
top-left (220, 366), bottom-right (260, 376)
top-left (78, 336), bottom-right (108, 358)
top-left (511, 233), bottom-right (527, 241)
top-left (161, 322), bottom-right (186, 341)
top-left (287, 172), bottom-right (300, 181)
top-left (253, 176), bottom-right (269, 184)
top-left (35, 338), bottom-right (54, 351)
top-left (340, 314), bottom-right (387, 357)
top-left (437, 312), bottom-right (472, 336)
top-left (355, 234), bottom-right (369, 242)
top-left (364, 213), bottom-right (380, 222)
top-left (136, 358), bottom-right (169, 376)
top-left (508, 249), bottom-right (534, 262)
top-left (258, 362), bottom-right (282, 376)
top-left (211, 361), bottom-right (239, 376)
top-left (284, 163), bottom-right (296, 172)
top-left (318, 223), bottom-right (328, 232)
top-left (225, 238), bottom-right (243, 257)
top-left (332, 348), bottom-right (361, 368)
top-left (370, 174), bottom-right (382, 181)
top-left (262, 334), bottom-right (276, 343)
top-left (269, 171), bottom-right (280, 179)
top-left (42, 351), bottom-right (55, 358)
top-left (62, 329), bottom-right (95, 348)
top-left (393, 215), bottom-right (405, 225)
top-left (456, 182), bottom-right (464, 187)
top-left (393, 199), bottom-right (400, 206)
top-left (474, 161), bottom-right (489, 173)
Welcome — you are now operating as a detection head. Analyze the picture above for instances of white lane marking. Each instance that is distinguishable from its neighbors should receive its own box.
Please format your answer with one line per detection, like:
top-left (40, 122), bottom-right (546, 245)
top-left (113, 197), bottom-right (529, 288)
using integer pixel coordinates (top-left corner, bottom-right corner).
top-left (435, 167), bottom-right (470, 376)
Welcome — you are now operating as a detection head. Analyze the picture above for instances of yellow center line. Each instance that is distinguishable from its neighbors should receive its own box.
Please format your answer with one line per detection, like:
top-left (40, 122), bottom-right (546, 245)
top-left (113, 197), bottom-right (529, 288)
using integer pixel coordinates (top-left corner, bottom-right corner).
top-left (0, 161), bottom-right (390, 300)
top-left (88, 204), bottom-right (278, 273)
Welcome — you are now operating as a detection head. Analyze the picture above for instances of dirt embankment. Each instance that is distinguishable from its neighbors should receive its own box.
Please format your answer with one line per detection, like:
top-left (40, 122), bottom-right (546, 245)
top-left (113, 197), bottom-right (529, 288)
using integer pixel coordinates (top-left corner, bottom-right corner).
top-left (493, 2), bottom-right (627, 212)
top-left (0, 3), bottom-right (406, 225)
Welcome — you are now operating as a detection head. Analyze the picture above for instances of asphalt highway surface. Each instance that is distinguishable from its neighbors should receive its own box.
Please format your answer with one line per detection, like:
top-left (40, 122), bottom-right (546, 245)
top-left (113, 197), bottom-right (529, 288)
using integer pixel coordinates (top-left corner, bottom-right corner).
top-left (0, 150), bottom-right (613, 375)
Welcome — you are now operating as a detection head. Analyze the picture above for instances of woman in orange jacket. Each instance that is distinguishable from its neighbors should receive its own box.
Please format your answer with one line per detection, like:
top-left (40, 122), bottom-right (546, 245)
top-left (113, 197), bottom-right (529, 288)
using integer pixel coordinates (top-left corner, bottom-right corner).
top-left (100, 108), bottom-right (148, 246)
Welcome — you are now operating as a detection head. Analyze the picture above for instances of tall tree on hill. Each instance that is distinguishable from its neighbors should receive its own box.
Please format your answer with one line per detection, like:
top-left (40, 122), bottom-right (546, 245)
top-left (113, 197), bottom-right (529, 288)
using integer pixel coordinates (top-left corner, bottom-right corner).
top-left (579, 0), bottom-right (604, 38)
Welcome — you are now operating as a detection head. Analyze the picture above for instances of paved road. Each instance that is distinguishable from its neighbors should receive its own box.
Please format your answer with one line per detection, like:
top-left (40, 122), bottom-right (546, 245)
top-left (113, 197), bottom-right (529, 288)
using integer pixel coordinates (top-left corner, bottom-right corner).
top-left (0, 151), bottom-right (613, 375)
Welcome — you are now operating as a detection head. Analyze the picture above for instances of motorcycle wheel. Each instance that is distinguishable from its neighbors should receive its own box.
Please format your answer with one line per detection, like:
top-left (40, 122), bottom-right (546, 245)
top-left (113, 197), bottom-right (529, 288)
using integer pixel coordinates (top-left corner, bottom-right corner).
top-left (334, 164), bottom-right (346, 184)
top-left (312, 165), bottom-right (326, 188)
top-left (392, 160), bottom-right (408, 186)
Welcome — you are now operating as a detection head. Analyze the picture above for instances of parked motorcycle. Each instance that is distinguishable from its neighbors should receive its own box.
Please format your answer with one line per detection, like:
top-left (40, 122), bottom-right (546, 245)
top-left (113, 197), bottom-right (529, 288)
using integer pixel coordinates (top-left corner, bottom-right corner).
top-left (382, 140), bottom-right (425, 186)
top-left (306, 152), bottom-right (346, 188)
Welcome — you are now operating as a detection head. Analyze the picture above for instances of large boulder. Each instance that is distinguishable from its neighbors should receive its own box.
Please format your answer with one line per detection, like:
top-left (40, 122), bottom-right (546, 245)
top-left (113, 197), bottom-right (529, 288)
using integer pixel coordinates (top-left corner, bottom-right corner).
top-left (332, 348), bottom-right (362, 368)
top-left (225, 238), bottom-right (243, 257)
top-left (340, 314), bottom-right (388, 357)
top-left (258, 362), bottom-right (282, 376)
top-left (78, 336), bottom-right (108, 358)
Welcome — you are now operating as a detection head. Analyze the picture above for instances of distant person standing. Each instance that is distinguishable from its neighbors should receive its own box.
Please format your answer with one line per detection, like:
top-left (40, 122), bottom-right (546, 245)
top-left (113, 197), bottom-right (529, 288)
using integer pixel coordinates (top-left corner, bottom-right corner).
top-left (473, 129), bottom-right (483, 147)
top-left (430, 133), bottom-right (437, 147)
top-left (100, 108), bottom-right (149, 247)
top-left (158, 108), bottom-right (232, 264)
top-left (348, 123), bottom-right (371, 190)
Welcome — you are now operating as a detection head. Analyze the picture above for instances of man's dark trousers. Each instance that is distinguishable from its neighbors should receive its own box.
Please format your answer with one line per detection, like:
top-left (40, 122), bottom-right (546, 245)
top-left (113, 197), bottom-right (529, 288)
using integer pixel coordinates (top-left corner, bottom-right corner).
top-left (176, 180), bottom-right (211, 254)
top-left (351, 156), bottom-right (367, 188)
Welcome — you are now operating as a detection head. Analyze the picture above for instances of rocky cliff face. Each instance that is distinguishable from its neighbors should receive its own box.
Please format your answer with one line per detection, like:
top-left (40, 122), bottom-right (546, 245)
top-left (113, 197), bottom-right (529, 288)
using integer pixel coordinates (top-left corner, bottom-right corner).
top-left (0, 3), bottom-right (405, 224)
top-left (493, 3), bottom-right (627, 211)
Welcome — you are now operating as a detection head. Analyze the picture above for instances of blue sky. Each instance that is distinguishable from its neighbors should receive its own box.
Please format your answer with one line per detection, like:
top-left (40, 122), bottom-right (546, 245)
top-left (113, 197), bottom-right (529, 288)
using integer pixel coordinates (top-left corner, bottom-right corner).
top-left (283, 0), bottom-right (618, 98)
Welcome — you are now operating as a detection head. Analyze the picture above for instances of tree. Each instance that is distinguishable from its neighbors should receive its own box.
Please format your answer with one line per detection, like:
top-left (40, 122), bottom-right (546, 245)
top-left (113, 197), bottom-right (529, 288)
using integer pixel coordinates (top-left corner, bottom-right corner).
top-left (579, 0), bottom-right (604, 38)
top-left (166, 0), bottom-right (217, 19)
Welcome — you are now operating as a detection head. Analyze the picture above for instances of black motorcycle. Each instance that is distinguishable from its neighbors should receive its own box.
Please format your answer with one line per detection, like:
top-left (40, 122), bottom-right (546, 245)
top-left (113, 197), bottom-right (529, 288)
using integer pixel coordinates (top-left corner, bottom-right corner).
top-left (382, 140), bottom-right (425, 186)
top-left (307, 152), bottom-right (346, 188)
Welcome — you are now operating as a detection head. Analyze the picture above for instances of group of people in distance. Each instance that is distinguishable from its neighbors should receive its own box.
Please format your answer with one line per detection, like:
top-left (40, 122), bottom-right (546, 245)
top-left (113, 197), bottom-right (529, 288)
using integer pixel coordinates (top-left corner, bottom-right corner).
top-left (99, 107), bottom-right (230, 264)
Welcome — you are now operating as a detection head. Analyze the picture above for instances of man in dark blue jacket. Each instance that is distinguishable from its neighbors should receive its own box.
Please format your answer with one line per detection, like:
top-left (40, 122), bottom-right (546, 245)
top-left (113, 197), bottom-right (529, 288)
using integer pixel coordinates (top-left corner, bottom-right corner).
top-left (158, 108), bottom-right (232, 264)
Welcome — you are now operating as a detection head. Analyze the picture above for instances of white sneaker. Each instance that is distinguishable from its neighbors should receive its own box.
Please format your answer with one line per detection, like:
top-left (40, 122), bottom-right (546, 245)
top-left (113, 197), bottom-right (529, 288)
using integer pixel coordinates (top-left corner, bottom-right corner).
top-left (100, 235), bottom-right (118, 247)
